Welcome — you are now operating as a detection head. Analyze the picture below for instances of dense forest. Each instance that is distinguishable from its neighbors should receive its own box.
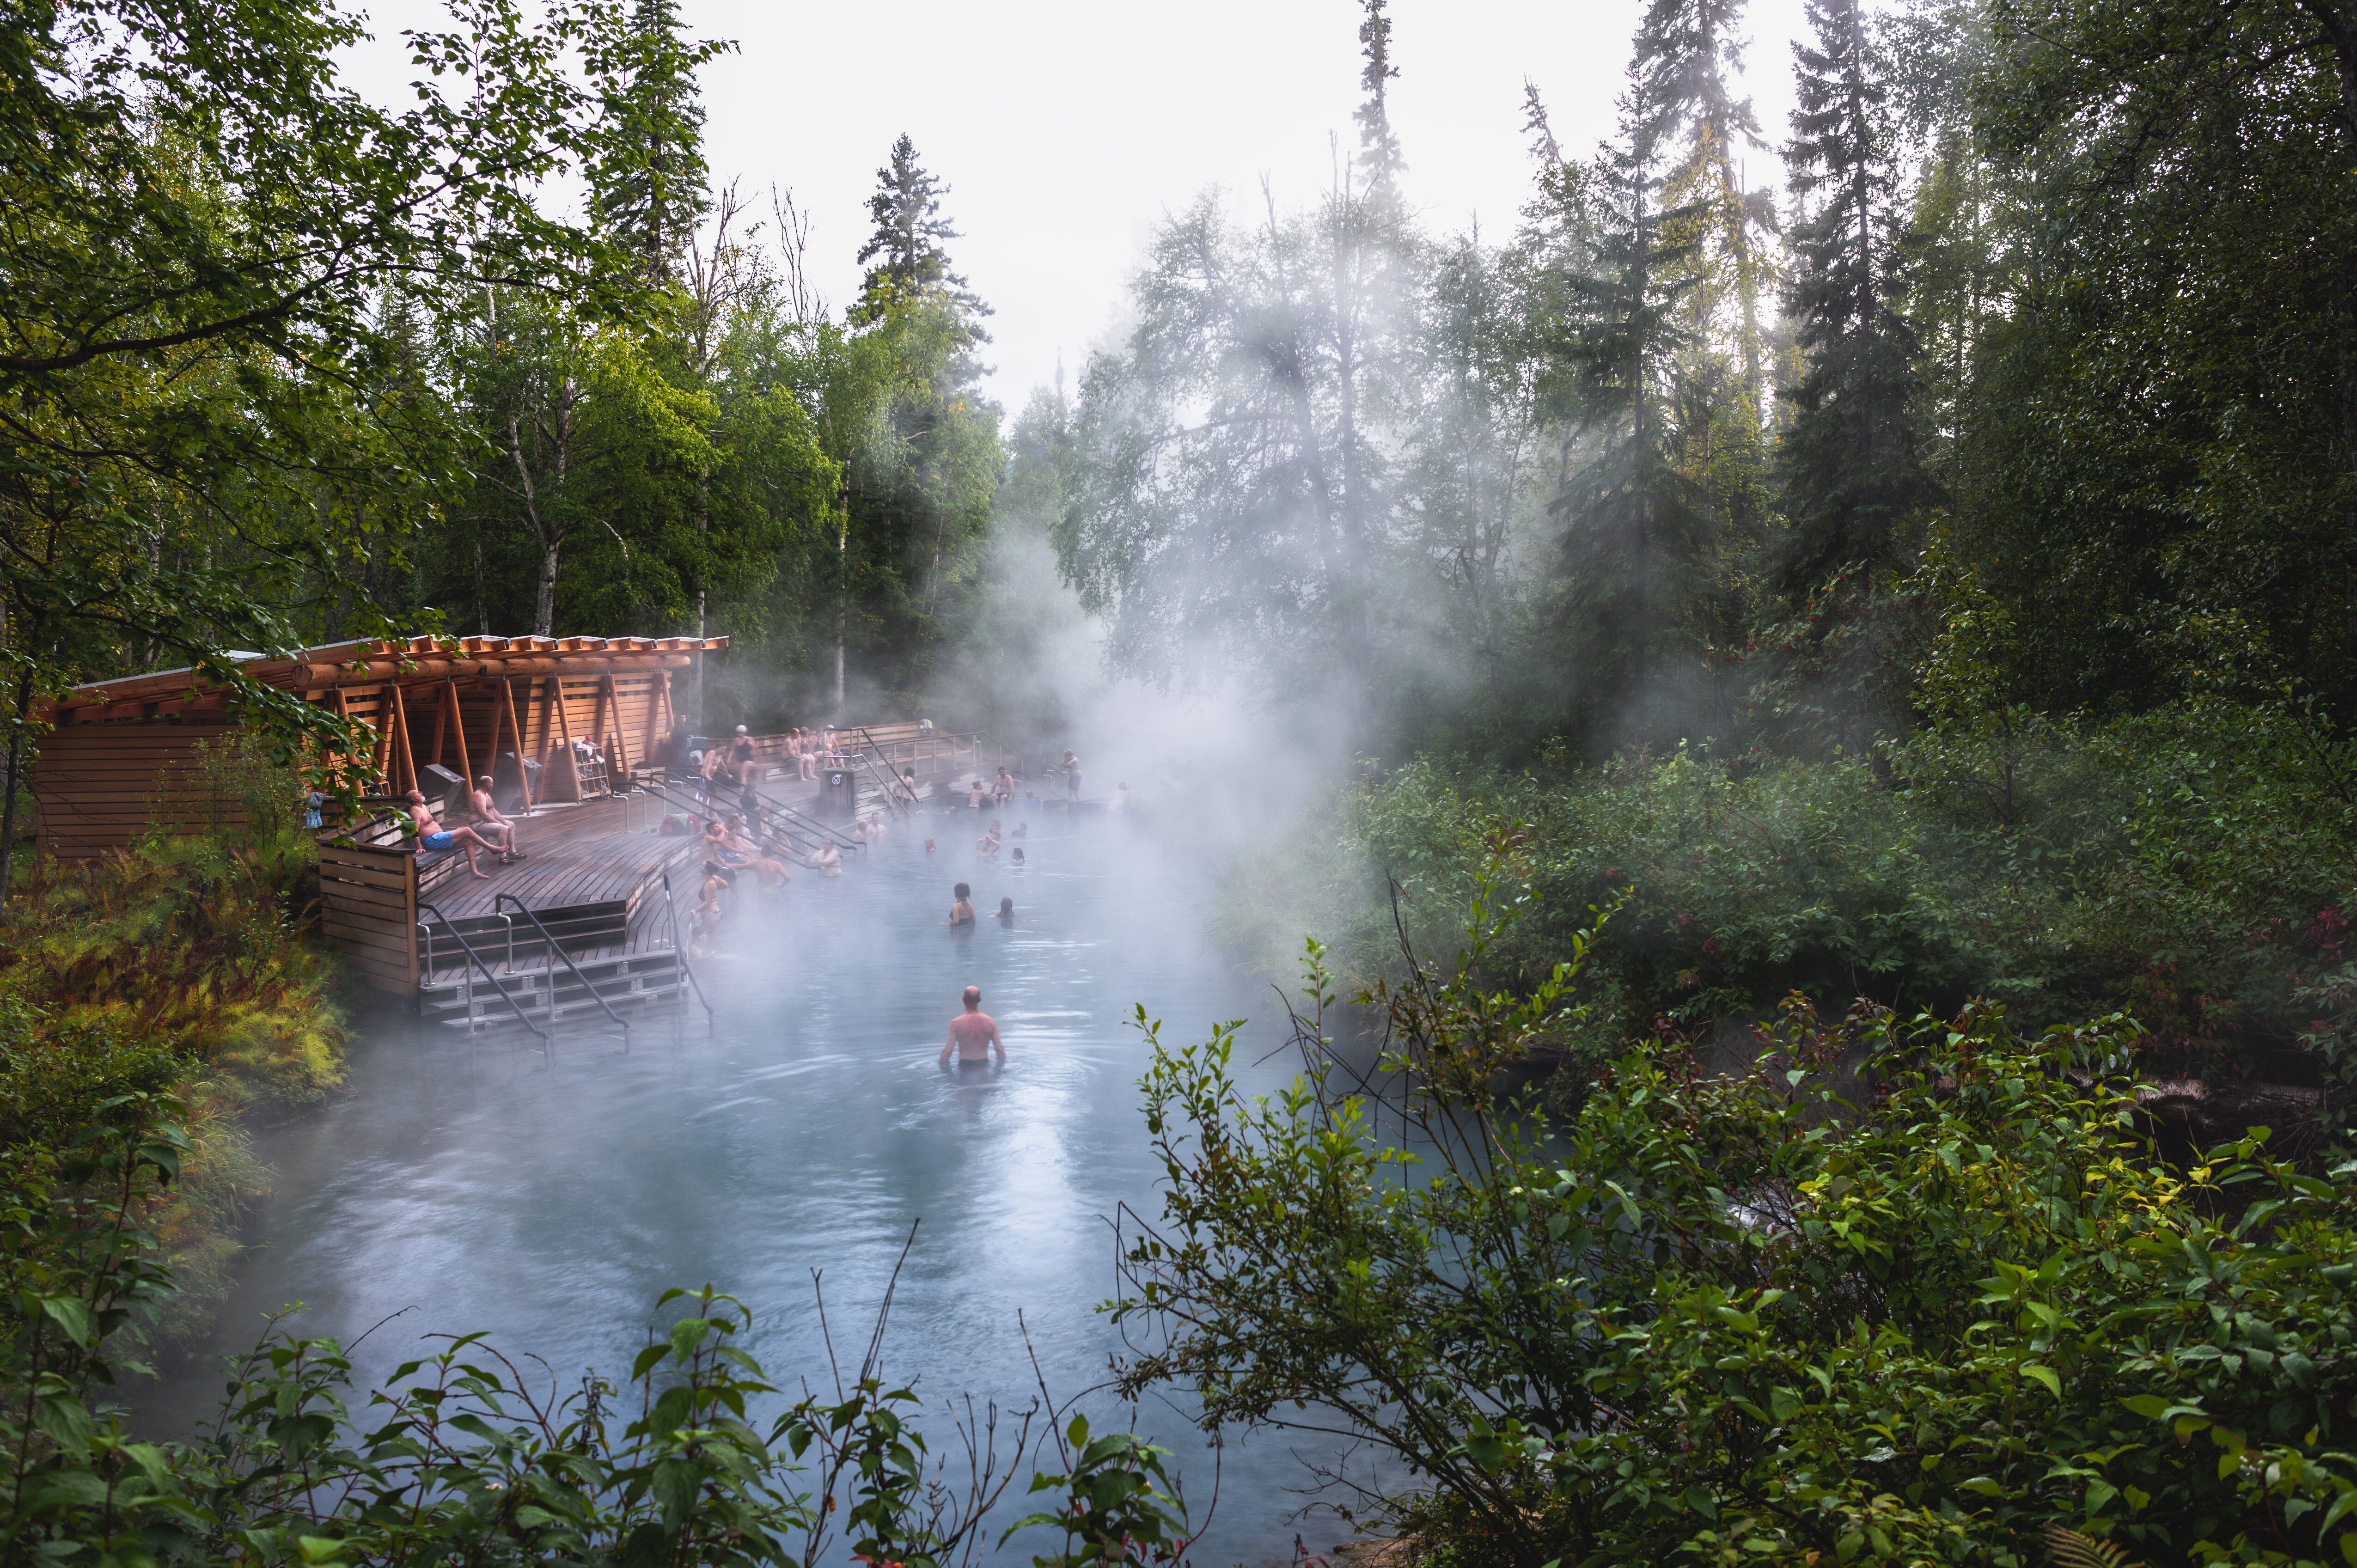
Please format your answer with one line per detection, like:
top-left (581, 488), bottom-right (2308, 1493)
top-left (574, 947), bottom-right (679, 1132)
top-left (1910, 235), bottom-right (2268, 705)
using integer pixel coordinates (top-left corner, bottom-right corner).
top-left (7, 0), bottom-right (2357, 1562)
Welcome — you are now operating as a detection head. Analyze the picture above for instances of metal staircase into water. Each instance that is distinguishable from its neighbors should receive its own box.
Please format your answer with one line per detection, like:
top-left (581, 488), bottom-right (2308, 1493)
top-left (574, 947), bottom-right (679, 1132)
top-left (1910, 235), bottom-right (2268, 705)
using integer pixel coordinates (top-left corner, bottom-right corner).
top-left (415, 947), bottom-right (688, 1034)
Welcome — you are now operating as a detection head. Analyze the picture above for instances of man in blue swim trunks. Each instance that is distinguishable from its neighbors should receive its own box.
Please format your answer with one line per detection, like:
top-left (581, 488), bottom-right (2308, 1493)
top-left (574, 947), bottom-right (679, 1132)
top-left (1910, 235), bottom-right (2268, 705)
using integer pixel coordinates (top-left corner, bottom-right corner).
top-left (403, 789), bottom-right (499, 879)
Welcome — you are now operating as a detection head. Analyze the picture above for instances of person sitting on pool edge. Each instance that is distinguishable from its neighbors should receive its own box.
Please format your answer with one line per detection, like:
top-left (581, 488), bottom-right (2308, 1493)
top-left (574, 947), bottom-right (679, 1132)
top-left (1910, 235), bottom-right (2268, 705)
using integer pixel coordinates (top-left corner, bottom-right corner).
top-left (402, 790), bottom-right (500, 879)
top-left (944, 882), bottom-right (974, 926)
top-left (938, 985), bottom-right (1004, 1068)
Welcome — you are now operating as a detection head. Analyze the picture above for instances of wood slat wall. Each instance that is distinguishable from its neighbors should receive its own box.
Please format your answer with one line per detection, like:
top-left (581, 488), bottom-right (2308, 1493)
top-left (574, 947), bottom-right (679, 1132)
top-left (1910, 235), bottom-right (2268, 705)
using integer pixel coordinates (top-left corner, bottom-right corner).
top-left (317, 837), bottom-right (418, 993)
top-left (27, 720), bottom-right (239, 856)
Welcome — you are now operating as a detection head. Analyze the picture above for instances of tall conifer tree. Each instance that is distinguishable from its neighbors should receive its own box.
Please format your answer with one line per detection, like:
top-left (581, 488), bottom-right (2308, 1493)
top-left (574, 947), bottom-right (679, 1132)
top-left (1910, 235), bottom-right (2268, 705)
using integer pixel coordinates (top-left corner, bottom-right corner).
top-left (1551, 135), bottom-right (1708, 741)
top-left (588, 0), bottom-right (722, 286)
top-left (1356, 0), bottom-right (1406, 193)
top-left (857, 140), bottom-right (985, 316)
top-left (1774, 0), bottom-right (1933, 595)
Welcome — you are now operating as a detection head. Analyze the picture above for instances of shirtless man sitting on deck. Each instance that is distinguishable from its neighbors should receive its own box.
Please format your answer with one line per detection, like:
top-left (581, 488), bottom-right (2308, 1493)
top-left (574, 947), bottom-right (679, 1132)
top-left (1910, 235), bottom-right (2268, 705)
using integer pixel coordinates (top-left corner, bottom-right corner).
top-left (468, 775), bottom-right (523, 863)
top-left (938, 986), bottom-right (1003, 1068)
top-left (402, 790), bottom-right (499, 879)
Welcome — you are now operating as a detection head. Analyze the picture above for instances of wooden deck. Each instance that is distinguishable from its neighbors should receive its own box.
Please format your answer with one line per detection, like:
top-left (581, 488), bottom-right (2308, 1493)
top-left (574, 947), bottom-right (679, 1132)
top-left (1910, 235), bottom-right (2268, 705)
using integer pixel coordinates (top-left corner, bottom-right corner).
top-left (413, 796), bottom-right (695, 925)
top-left (314, 738), bottom-right (1009, 998)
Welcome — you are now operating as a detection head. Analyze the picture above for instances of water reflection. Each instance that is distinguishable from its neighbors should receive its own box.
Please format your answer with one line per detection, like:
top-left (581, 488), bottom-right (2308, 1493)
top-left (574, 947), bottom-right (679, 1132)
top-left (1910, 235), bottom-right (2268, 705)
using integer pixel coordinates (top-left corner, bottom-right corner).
top-left (140, 809), bottom-right (1352, 1566)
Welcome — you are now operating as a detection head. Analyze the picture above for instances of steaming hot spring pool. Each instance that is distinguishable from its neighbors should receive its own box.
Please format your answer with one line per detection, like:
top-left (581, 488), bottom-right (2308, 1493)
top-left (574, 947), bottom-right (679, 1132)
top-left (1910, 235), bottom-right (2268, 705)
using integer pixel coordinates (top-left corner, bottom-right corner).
top-left (138, 806), bottom-right (1360, 1567)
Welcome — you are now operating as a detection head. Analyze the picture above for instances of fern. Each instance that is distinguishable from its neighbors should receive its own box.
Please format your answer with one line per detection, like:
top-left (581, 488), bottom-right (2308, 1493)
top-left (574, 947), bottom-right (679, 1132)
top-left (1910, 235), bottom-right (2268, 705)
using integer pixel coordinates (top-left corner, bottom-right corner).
top-left (2044, 1525), bottom-right (2143, 1568)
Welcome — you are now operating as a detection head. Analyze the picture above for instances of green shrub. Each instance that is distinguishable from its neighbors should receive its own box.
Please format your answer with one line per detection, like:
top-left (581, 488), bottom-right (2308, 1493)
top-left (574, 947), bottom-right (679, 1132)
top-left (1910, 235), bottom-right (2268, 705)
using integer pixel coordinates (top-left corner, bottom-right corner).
top-left (1117, 887), bottom-right (2357, 1568)
top-left (1259, 700), bottom-right (2357, 1108)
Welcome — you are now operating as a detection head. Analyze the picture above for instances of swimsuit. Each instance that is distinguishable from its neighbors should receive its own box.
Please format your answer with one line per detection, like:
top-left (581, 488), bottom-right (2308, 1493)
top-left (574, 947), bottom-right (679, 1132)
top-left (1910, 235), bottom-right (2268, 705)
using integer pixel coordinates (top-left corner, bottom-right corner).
top-left (421, 830), bottom-right (453, 851)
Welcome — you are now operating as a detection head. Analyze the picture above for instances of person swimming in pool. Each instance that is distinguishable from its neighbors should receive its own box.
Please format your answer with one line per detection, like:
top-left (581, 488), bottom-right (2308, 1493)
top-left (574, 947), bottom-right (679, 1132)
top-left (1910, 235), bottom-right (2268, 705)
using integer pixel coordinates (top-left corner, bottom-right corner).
top-left (813, 840), bottom-right (843, 877)
top-left (1010, 847), bottom-right (1025, 868)
top-left (997, 896), bottom-right (1014, 921)
top-left (976, 819), bottom-right (1001, 857)
top-left (938, 985), bottom-right (1003, 1067)
top-left (944, 881), bottom-right (975, 926)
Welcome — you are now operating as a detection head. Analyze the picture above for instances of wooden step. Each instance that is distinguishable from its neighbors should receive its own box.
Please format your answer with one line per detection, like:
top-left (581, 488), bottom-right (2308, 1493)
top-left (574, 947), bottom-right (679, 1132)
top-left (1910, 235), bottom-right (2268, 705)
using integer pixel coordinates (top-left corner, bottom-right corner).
top-left (420, 948), bottom-right (690, 1033)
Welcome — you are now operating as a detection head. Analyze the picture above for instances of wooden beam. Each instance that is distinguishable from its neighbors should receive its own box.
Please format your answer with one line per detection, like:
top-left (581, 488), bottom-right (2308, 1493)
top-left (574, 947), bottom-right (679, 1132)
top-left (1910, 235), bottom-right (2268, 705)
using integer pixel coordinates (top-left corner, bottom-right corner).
top-left (446, 678), bottom-right (473, 790)
top-left (602, 672), bottom-right (630, 779)
top-left (549, 676), bottom-right (582, 801)
top-left (499, 677), bottom-right (533, 810)
top-left (481, 677), bottom-right (507, 802)
top-left (388, 682), bottom-right (418, 797)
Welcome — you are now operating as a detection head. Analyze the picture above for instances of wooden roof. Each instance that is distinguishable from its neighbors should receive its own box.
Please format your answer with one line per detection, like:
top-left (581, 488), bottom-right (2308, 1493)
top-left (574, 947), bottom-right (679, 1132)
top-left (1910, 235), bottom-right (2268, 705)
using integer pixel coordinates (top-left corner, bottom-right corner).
top-left (41, 635), bottom-right (730, 722)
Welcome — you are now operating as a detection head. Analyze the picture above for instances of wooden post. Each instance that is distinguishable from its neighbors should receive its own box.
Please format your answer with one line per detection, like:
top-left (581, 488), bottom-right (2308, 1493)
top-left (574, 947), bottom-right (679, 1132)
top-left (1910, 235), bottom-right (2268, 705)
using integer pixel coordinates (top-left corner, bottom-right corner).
top-left (602, 673), bottom-right (630, 778)
top-left (481, 679), bottom-right (507, 803)
top-left (388, 683), bottom-right (418, 797)
top-left (446, 678), bottom-right (473, 791)
top-left (500, 677), bottom-right (533, 810)
top-left (430, 685), bottom-right (448, 770)
top-left (651, 672), bottom-right (672, 772)
top-left (549, 676), bottom-right (582, 801)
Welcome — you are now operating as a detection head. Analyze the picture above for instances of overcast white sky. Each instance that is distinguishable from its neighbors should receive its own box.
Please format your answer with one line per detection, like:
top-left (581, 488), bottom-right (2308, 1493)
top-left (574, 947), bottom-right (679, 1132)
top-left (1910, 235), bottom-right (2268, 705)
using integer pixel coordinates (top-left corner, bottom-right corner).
top-left (347, 0), bottom-right (1810, 411)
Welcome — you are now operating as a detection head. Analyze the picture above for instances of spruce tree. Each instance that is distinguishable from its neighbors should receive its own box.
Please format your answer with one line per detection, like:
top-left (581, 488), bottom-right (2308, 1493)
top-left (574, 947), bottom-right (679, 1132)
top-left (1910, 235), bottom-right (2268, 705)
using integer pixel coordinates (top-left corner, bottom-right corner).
top-left (1355, 0), bottom-right (1406, 193)
top-left (855, 136), bottom-right (986, 317)
top-left (588, 0), bottom-right (721, 287)
top-left (1774, 0), bottom-right (1934, 596)
top-left (1630, 0), bottom-right (1774, 421)
top-left (1550, 139), bottom-right (1710, 742)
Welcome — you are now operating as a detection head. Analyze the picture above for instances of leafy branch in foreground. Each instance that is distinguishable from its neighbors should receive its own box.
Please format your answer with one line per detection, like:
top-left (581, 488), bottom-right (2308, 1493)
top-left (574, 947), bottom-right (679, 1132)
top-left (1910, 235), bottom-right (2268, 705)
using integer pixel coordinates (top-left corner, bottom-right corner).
top-left (0, 1064), bottom-right (1196, 1565)
top-left (1112, 869), bottom-right (2357, 1567)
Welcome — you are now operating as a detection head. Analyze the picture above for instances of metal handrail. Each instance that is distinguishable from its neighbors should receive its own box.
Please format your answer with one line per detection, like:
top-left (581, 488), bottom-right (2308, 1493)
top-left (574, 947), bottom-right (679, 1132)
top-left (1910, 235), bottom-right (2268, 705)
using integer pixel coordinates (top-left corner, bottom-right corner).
top-left (711, 775), bottom-right (865, 851)
top-left (633, 774), bottom-right (859, 858)
top-left (849, 749), bottom-right (913, 815)
top-left (660, 867), bottom-right (715, 1030)
top-left (494, 894), bottom-right (629, 1042)
top-left (416, 899), bottom-right (547, 1040)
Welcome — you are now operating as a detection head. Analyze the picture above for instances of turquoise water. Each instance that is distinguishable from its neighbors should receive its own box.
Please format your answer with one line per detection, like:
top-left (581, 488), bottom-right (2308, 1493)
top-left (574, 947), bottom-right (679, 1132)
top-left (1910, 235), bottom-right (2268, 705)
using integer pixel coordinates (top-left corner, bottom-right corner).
top-left (141, 807), bottom-right (1356, 1566)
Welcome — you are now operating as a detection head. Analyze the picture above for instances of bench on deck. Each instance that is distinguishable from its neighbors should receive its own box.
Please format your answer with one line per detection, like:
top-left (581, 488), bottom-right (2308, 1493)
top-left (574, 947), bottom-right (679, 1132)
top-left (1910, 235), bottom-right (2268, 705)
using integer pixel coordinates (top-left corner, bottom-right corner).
top-left (336, 810), bottom-right (474, 895)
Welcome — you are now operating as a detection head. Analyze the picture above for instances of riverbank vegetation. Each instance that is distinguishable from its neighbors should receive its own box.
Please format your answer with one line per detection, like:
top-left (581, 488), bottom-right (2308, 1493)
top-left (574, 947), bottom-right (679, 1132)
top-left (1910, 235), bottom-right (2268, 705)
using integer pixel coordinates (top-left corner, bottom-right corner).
top-left (1038, 0), bottom-right (2357, 1557)
top-left (1117, 907), bottom-right (2357, 1568)
top-left (0, 734), bottom-right (347, 1327)
top-left (1019, 0), bottom-right (2357, 1134)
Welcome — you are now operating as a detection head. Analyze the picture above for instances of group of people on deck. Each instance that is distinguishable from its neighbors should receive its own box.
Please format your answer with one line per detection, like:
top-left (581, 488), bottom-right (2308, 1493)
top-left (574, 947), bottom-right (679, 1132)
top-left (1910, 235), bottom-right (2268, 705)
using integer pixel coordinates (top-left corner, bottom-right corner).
top-left (401, 779), bottom-right (525, 879)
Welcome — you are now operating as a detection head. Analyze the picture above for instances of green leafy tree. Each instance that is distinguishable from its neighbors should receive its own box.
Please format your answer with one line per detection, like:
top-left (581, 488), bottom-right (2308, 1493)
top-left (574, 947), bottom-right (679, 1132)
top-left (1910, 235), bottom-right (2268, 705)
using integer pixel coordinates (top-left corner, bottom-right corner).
top-left (0, 0), bottom-right (649, 892)
top-left (1117, 893), bottom-right (2357, 1568)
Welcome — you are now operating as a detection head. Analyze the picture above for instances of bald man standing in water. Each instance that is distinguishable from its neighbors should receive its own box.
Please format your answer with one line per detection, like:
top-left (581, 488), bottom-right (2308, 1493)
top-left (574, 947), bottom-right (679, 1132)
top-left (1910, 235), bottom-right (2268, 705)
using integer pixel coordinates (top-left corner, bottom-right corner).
top-left (938, 986), bottom-right (1004, 1068)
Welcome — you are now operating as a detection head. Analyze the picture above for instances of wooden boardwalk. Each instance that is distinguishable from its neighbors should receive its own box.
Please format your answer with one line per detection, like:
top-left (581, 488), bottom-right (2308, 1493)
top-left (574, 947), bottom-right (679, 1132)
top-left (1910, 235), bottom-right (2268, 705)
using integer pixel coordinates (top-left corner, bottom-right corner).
top-left (415, 797), bottom-right (696, 925)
